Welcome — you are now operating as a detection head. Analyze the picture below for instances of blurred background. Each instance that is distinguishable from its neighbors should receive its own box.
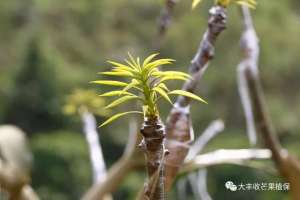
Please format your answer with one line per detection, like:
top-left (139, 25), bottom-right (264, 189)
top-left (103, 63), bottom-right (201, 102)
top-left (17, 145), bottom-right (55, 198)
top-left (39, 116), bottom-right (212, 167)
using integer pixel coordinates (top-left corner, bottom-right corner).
top-left (0, 0), bottom-right (299, 199)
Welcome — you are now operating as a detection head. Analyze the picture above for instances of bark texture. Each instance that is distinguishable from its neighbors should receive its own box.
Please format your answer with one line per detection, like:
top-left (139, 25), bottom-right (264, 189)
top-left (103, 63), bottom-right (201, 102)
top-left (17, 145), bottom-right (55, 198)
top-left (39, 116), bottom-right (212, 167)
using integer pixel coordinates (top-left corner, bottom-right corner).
top-left (239, 6), bottom-right (300, 200)
top-left (164, 5), bottom-right (227, 191)
top-left (139, 117), bottom-right (167, 200)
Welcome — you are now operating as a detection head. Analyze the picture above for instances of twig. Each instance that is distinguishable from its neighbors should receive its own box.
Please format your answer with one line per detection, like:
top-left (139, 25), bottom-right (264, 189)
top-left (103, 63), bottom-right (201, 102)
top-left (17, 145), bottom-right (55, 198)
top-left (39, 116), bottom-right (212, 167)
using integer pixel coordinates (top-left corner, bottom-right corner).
top-left (154, 0), bottom-right (179, 49)
top-left (186, 120), bottom-right (224, 200)
top-left (82, 116), bottom-right (143, 200)
top-left (186, 119), bottom-right (224, 161)
top-left (182, 149), bottom-right (272, 173)
top-left (81, 111), bottom-right (107, 184)
top-left (197, 169), bottom-right (212, 200)
top-left (81, 111), bottom-right (113, 200)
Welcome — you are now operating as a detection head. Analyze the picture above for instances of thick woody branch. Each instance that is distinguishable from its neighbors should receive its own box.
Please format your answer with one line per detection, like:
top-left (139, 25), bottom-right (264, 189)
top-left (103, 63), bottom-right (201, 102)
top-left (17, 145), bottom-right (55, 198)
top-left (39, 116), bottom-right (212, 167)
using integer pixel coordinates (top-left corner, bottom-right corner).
top-left (164, 5), bottom-right (227, 191)
top-left (239, 6), bottom-right (300, 200)
top-left (139, 117), bottom-right (168, 200)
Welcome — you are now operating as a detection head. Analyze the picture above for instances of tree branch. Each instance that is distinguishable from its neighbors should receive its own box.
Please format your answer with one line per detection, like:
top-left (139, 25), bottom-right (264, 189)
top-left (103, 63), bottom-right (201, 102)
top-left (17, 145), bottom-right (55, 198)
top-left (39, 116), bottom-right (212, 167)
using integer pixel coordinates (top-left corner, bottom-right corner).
top-left (238, 6), bottom-right (300, 200)
top-left (182, 149), bottom-right (272, 173)
top-left (164, 5), bottom-right (227, 191)
top-left (154, 0), bottom-right (179, 49)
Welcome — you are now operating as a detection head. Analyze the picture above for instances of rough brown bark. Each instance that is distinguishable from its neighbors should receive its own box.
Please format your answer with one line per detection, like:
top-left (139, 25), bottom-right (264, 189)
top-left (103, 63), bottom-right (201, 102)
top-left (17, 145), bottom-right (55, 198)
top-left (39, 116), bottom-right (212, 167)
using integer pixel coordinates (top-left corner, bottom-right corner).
top-left (164, 5), bottom-right (227, 191)
top-left (139, 117), bottom-right (168, 200)
top-left (239, 6), bottom-right (300, 200)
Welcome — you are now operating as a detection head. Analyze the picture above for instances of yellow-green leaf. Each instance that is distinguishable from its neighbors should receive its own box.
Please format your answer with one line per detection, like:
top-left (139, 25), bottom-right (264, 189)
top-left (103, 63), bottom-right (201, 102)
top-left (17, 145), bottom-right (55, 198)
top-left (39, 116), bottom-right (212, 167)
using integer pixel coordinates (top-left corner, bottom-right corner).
top-left (169, 90), bottom-right (208, 104)
top-left (159, 75), bottom-right (189, 83)
top-left (121, 79), bottom-right (140, 95)
top-left (105, 95), bottom-right (139, 109)
top-left (157, 83), bottom-right (169, 92)
top-left (99, 71), bottom-right (133, 77)
top-left (100, 111), bottom-right (142, 127)
top-left (236, 0), bottom-right (256, 9)
top-left (143, 53), bottom-right (159, 67)
top-left (91, 80), bottom-right (128, 87)
top-left (153, 71), bottom-right (191, 78)
top-left (192, 0), bottom-right (203, 9)
top-left (99, 90), bottom-right (133, 97)
top-left (153, 87), bottom-right (173, 105)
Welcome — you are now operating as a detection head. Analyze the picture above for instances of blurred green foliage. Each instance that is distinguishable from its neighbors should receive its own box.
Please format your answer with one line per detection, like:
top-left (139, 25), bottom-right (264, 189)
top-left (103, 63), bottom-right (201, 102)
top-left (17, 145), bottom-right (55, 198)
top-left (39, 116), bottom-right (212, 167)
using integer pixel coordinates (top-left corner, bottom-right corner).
top-left (0, 0), bottom-right (299, 199)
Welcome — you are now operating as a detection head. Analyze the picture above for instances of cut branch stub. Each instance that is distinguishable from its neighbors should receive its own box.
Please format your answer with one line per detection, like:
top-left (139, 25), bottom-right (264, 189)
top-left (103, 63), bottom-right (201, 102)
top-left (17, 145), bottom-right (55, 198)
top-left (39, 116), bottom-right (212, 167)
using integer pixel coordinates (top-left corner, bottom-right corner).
top-left (139, 117), bottom-right (167, 200)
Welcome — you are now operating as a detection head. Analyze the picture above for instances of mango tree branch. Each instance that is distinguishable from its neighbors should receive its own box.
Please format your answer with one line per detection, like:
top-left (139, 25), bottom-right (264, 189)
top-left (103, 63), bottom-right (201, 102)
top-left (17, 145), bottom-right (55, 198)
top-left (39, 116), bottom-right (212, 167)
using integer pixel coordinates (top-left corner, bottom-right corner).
top-left (238, 6), bottom-right (300, 200)
top-left (82, 117), bottom-right (143, 200)
top-left (164, 5), bottom-right (227, 191)
top-left (154, 0), bottom-right (179, 49)
top-left (81, 111), bottom-right (113, 200)
top-left (181, 149), bottom-right (272, 173)
top-left (186, 119), bottom-right (224, 161)
top-left (81, 111), bottom-right (108, 184)
top-left (185, 120), bottom-right (224, 199)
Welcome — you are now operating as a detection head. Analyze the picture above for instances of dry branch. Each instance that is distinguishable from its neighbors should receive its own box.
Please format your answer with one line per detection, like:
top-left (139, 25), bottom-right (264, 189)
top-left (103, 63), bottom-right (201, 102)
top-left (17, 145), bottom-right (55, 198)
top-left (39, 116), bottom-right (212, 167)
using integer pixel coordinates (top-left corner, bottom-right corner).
top-left (182, 149), bottom-right (272, 173)
top-left (154, 0), bottom-right (179, 49)
top-left (164, 5), bottom-right (227, 191)
top-left (238, 6), bottom-right (300, 200)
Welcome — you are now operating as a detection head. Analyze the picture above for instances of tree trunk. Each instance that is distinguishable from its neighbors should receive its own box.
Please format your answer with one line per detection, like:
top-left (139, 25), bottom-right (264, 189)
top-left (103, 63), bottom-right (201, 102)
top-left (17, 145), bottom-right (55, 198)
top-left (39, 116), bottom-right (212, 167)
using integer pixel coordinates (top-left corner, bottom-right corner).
top-left (139, 117), bottom-right (167, 200)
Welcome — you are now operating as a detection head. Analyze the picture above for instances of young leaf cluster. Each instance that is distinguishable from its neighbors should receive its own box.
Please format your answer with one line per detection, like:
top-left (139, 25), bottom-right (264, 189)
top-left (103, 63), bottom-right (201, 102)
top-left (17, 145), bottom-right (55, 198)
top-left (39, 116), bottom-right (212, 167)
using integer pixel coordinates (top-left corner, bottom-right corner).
top-left (63, 89), bottom-right (110, 117)
top-left (92, 53), bottom-right (207, 127)
top-left (192, 0), bottom-right (257, 9)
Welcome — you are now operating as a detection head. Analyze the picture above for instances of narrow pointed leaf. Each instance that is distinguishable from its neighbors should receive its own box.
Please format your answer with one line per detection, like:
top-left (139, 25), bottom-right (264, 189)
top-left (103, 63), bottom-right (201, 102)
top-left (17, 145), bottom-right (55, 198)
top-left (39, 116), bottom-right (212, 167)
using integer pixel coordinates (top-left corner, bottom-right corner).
top-left (153, 87), bottom-right (173, 105)
top-left (99, 71), bottom-right (133, 77)
top-left (169, 90), bottom-right (208, 104)
top-left (91, 80), bottom-right (128, 87)
top-left (143, 53), bottom-right (159, 67)
top-left (99, 90), bottom-right (133, 97)
top-left (105, 95), bottom-right (139, 109)
top-left (192, 0), bottom-right (203, 9)
top-left (100, 111), bottom-right (142, 127)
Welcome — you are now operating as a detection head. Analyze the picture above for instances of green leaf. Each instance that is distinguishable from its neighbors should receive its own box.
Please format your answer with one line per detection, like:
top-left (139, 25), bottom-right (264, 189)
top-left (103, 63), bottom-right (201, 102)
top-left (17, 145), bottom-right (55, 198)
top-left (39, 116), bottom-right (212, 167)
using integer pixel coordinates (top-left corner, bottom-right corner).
top-left (192, 0), bottom-right (203, 9)
top-left (99, 71), bottom-right (133, 77)
top-left (143, 53), bottom-right (159, 67)
top-left (153, 87), bottom-right (172, 105)
top-left (105, 95), bottom-right (139, 109)
top-left (169, 90), bottom-right (207, 104)
top-left (157, 83), bottom-right (169, 92)
top-left (121, 79), bottom-right (140, 95)
top-left (158, 75), bottom-right (189, 83)
top-left (144, 58), bottom-right (175, 72)
top-left (236, 0), bottom-right (256, 9)
top-left (100, 111), bottom-right (142, 127)
top-left (153, 71), bottom-right (191, 78)
top-left (91, 80), bottom-right (128, 87)
top-left (99, 90), bottom-right (133, 97)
